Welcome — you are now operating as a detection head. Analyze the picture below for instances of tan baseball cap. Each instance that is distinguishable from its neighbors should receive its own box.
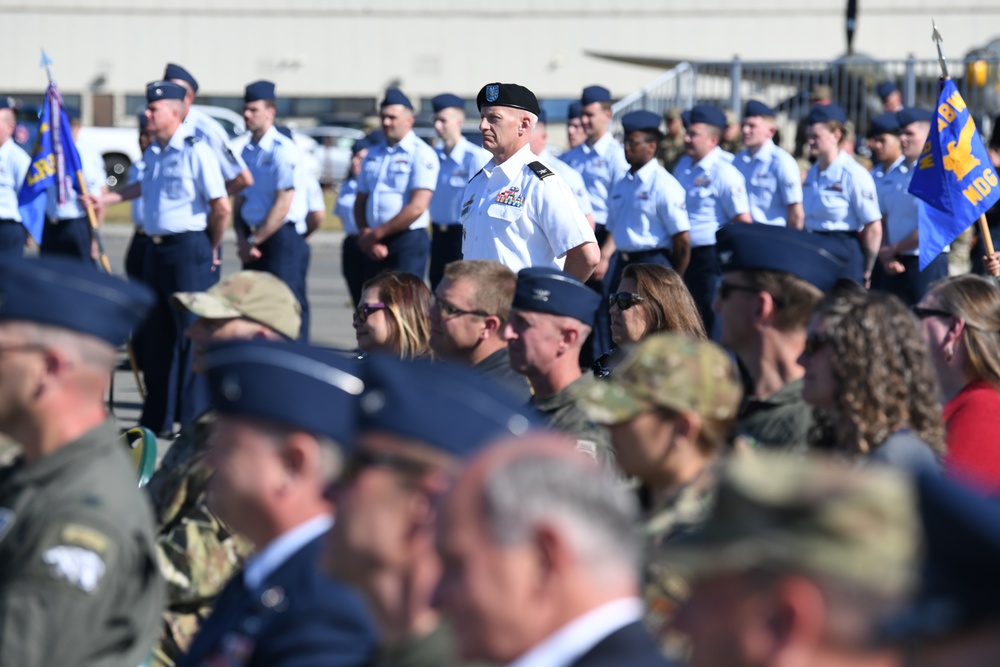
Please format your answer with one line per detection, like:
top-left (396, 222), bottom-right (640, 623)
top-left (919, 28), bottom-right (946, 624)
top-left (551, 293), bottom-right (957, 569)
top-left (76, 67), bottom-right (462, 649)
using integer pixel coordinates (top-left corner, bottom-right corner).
top-left (573, 333), bottom-right (743, 425)
top-left (172, 270), bottom-right (302, 340)
top-left (657, 453), bottom-right (920, 597)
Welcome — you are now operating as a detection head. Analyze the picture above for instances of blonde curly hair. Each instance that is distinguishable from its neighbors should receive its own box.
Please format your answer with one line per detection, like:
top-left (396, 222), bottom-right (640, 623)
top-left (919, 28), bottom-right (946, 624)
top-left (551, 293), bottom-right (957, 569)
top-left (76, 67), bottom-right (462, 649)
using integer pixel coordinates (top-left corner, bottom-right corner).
top-left (810, 290), bottom-right (945, 456)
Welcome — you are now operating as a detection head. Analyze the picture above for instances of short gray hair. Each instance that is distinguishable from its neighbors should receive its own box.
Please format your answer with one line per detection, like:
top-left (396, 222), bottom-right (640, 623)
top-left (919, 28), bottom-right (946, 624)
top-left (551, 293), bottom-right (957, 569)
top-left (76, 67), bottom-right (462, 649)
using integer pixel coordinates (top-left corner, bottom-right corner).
top-left (480, 452), bottom-right (641, 577)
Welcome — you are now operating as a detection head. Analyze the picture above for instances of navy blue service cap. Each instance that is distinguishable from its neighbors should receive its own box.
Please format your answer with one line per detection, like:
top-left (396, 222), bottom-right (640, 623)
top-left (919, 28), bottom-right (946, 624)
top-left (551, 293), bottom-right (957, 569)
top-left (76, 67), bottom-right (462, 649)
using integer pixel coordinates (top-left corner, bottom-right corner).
top-left (897, 107), bottom-right (934, 126)
top-left (876, 80), bottom-right (899, 99)
top-left (716, 224), bottom-right (851, 293)
top-left (351, 136), bottom-right (370, 155)
top-left (204, 339), bottom-right (364, 446)
top-left (381, 87), bottom-right (413, 110)
top-left (65, 108), bottom-right (81, 121)
top-left (806, 103), bottom-right (848, 125)
top-left (359, 354), bottom-right (546, 459)
top-left (147, 80), bottom-right (188, 103)
top-left (245, 80), bottom-right (276, 103)
top-left (0, 97), bottom-right (10, 110)
top-left (581, 85), bottom-right (612, 105)
top-left (431, 93), bottom-right (464, 113)
top-left (512, 266), bottom-right (603, 325)
top-left (477, 82), bottom-right (540, 116)
top-left (878, 472), bottom-right (1000, 642)
top-left (743, 99), bottom-right (776, 118)
top-left (536, 109), bottom-right (548, 124)
top-left (621, 110), bottom-right (662, 135)
top-left (681, 109), bottom-right (691, 128)
top-left (164, 63), bottom-right (198, 93)
top-left (868, 112), bottom-right (901, 137)
top-left (0, 255), bottom-right (155, 346)
top-left (567, 101), bottom-right (582, 119)
top-left (137, 113), bottom-right (148, 130)
top-left (688, 104), bottom-right (727, 129)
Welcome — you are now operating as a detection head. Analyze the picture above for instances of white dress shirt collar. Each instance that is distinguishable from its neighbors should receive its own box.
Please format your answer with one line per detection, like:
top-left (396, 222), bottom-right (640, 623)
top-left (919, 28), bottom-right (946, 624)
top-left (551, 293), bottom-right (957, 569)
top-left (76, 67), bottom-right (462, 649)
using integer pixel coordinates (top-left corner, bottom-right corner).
top-left (507, 597), bottom-right (644, 667)
top-left (243, 514), bottom-right (333, 591)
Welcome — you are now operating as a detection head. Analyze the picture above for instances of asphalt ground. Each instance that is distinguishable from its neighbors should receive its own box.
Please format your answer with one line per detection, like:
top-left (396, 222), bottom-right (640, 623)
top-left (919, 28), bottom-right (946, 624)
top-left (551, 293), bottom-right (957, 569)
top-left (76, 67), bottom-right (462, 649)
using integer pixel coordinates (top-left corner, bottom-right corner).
top-left (88, 225), bottom-right (357, 456)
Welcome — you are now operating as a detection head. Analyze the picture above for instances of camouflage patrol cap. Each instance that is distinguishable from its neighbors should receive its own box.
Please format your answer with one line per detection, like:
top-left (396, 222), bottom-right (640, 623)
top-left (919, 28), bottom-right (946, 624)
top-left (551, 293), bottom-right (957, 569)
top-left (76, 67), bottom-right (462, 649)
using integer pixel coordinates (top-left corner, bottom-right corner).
top-left (171, 270), bottom-right (302, 340)
top-left (573, 332), bottom-right (742, 425)
top-left (659, 453), bottom-right (920, 597)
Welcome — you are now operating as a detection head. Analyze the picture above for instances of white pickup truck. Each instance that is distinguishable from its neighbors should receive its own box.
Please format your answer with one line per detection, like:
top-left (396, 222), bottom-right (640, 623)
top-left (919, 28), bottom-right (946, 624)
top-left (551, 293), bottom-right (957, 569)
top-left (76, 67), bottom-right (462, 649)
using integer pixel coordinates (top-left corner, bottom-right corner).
top-left (76, 105), bottom-right (322, 191)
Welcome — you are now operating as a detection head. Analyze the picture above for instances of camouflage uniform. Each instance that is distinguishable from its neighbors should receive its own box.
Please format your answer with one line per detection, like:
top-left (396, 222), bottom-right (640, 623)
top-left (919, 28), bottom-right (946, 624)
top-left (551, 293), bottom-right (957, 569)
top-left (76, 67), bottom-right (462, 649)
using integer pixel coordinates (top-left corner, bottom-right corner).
top-left (658, 134), bottom-right (686, 173)
top-left (147, 412), bottom-right (255, 667)
top-left (147, 271), bottom-right (302, 666)
top-left (572, 333), bottom-right (744, 653)
top-left (531, 374), bottom-right (614, 469)
top-left (658, 452), bottom-right (920, 602)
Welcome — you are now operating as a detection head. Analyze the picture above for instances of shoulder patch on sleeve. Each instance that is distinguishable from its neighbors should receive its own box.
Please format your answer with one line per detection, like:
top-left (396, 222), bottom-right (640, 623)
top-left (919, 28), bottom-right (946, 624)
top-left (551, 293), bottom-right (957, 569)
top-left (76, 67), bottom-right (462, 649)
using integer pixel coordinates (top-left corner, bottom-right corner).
top-left (528, 161), bottom-right (555, 180)
top-left (41, 545), bottom-right (107, 593)
top-left (222, 146), bottom-right (239, 166)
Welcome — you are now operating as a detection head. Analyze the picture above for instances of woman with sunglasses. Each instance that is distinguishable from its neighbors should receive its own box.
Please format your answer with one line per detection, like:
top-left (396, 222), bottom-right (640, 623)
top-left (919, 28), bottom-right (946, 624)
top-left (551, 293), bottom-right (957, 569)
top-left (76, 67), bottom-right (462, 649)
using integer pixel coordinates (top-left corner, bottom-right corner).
top-left (800, 288), bottom-right (943, 471)
top-left (353, 270), bottom-right (433, 359)
top-left (916, 275), bottom-right (1000, 492)
top-left (594, 263), bottom-right (705, 377)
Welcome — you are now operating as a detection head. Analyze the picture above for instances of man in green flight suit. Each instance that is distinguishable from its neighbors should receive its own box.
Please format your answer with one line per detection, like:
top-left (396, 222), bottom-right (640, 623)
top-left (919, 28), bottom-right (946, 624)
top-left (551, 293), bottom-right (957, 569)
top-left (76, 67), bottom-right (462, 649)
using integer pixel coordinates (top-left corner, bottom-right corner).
top-left (0, 255), bottom-right (163, 667)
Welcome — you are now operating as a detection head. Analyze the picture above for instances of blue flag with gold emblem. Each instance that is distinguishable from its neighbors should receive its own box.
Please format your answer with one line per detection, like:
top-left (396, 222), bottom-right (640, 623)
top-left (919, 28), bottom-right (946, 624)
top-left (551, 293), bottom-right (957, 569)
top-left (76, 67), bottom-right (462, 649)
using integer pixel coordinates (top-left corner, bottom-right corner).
top-left (909, 79), bottom-right (1000, 270)
top-left (17, 84), bottom-right (84, 244)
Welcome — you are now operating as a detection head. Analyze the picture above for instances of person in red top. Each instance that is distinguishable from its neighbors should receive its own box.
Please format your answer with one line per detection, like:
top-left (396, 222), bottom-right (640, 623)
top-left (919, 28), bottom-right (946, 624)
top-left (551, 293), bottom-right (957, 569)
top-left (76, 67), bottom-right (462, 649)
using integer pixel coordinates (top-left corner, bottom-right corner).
top-left (916, 274), bottom-right (1000, 492)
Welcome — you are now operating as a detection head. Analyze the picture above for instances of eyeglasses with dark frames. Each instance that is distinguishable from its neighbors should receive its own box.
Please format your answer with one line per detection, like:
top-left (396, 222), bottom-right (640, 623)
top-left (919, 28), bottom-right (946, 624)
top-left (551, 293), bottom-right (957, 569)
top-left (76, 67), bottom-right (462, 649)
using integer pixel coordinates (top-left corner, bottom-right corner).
top-left (431, 295), bottom-right (490, 319)
top-left (608, 292), bottom-right (645, 310)
top-left (354, 302), bottom-right (388, 323)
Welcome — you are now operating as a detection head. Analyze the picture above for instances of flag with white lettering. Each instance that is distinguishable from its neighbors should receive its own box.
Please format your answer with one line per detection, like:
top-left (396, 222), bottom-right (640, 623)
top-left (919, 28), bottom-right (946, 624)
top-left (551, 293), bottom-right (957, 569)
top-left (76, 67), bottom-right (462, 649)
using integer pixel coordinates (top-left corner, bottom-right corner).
top-left (17, 84), bottom-right (83, 244)
top-left (909, 79), bottom-right (1000, 269)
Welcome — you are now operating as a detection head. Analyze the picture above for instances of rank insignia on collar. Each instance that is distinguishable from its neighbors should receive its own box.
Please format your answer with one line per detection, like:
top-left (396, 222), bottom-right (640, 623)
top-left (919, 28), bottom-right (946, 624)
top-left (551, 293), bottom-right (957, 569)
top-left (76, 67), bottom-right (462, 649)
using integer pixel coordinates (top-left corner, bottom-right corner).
top-left (485, 85), bottom-right (499, 103)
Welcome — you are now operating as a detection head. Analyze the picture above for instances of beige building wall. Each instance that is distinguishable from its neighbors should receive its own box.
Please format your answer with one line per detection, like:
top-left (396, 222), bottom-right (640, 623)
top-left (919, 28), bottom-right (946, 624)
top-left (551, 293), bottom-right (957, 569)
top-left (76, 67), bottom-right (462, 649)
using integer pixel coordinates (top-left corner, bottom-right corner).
top-left (2, 0), bottom-right (998, 118)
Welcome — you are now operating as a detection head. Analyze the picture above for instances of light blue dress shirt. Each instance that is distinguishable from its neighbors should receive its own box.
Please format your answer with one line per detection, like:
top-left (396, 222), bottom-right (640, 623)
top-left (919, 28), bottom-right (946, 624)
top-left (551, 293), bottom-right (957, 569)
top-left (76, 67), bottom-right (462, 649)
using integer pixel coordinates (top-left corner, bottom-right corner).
top-left (607, 158), bottom-right (690, 251)
top-left (803, 151), bottom-right (881, 233)
top-left (733, 140), bottom-right (803, 226)
top-left (673, 146), bottom-right (750, 247)
top-left (141, 123), bottom-right (226, 235)
top-left (357, 130), bottom-right (439, 230)
top-left (241, 126), bottom-right (300, 229)
top-left (560, 131), bottom-right (630, 226)
top-left (0, 139), bottom-right (31, 221)
top-left (429, 136), bottom-right (489, 225)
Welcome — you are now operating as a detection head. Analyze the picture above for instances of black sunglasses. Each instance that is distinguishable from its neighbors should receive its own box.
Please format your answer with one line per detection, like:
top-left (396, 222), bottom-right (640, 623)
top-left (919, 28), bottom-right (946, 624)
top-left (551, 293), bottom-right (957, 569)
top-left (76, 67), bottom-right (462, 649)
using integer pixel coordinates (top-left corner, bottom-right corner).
top-left (802, 332), bottom-right (833, 357)
top-left (609, 292), bottom-right (645, 310)
top-left (432, 295), bottom-right (490, 319)
top-left (912, 306), bottom-right (953, 320)
top-left (354, 302), bottom-right (387, 323)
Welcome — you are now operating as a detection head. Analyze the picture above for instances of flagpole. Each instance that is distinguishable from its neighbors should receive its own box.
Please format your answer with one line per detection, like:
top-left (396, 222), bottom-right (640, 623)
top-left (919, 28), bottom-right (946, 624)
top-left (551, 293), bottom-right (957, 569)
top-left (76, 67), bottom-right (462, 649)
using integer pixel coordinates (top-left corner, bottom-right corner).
top-left (932, 23), bottom-right (1000, 279)
top-left (41, 50), bottom-right (146, 401)
top-left (40, 52), bottom-right (113, 275)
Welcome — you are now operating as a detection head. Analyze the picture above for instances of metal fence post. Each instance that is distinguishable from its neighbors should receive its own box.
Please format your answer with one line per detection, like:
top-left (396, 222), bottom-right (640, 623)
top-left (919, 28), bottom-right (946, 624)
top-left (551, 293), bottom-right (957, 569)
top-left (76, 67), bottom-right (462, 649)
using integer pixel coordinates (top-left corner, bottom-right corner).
top-left (903, 54), bottom-right (917, 108)
top-left (730, 56), bottom-right (742, 113)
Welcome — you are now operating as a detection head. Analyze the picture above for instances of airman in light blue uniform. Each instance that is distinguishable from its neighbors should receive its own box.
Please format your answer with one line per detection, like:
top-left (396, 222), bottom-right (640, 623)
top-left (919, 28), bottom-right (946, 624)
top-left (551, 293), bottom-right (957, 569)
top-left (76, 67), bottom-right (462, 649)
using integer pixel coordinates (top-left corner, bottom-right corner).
top-left (0, 99), bottom-right (30, 258)
top-left (238, 81), bottom-right (309, 340)
top-left (605, 110), bottom-right (691, 293)
top-left (733, 100), bottom-right (803, 227)
top-left (356, 88), bottom-right (439, 281)
top-left (335, 136), bottom-right (369, 307)
top-left (164, 63), bottom-right (253, 195)
top-left (673, 104), bottom-right (751, 338)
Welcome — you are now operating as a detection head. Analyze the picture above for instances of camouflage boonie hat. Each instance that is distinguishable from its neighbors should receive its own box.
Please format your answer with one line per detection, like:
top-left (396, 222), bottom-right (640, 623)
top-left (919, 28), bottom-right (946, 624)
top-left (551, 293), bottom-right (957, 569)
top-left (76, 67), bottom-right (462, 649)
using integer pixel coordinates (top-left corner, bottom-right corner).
top-left (573, 333), bottom-right (742, 425)
top-left (171, 270), bottom-right (302, 340)
top-left (658, 453), bottom-right (920, 597)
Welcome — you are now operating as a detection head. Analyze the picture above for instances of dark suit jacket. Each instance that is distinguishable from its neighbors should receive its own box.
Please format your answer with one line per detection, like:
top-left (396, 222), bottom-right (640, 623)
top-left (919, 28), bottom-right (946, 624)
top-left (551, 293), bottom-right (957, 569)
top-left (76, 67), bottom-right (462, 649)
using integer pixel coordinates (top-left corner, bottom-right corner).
top-left (178, 531), bottom-right (377, 667)
top-left (571, 620), bottom-right (675, 667)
